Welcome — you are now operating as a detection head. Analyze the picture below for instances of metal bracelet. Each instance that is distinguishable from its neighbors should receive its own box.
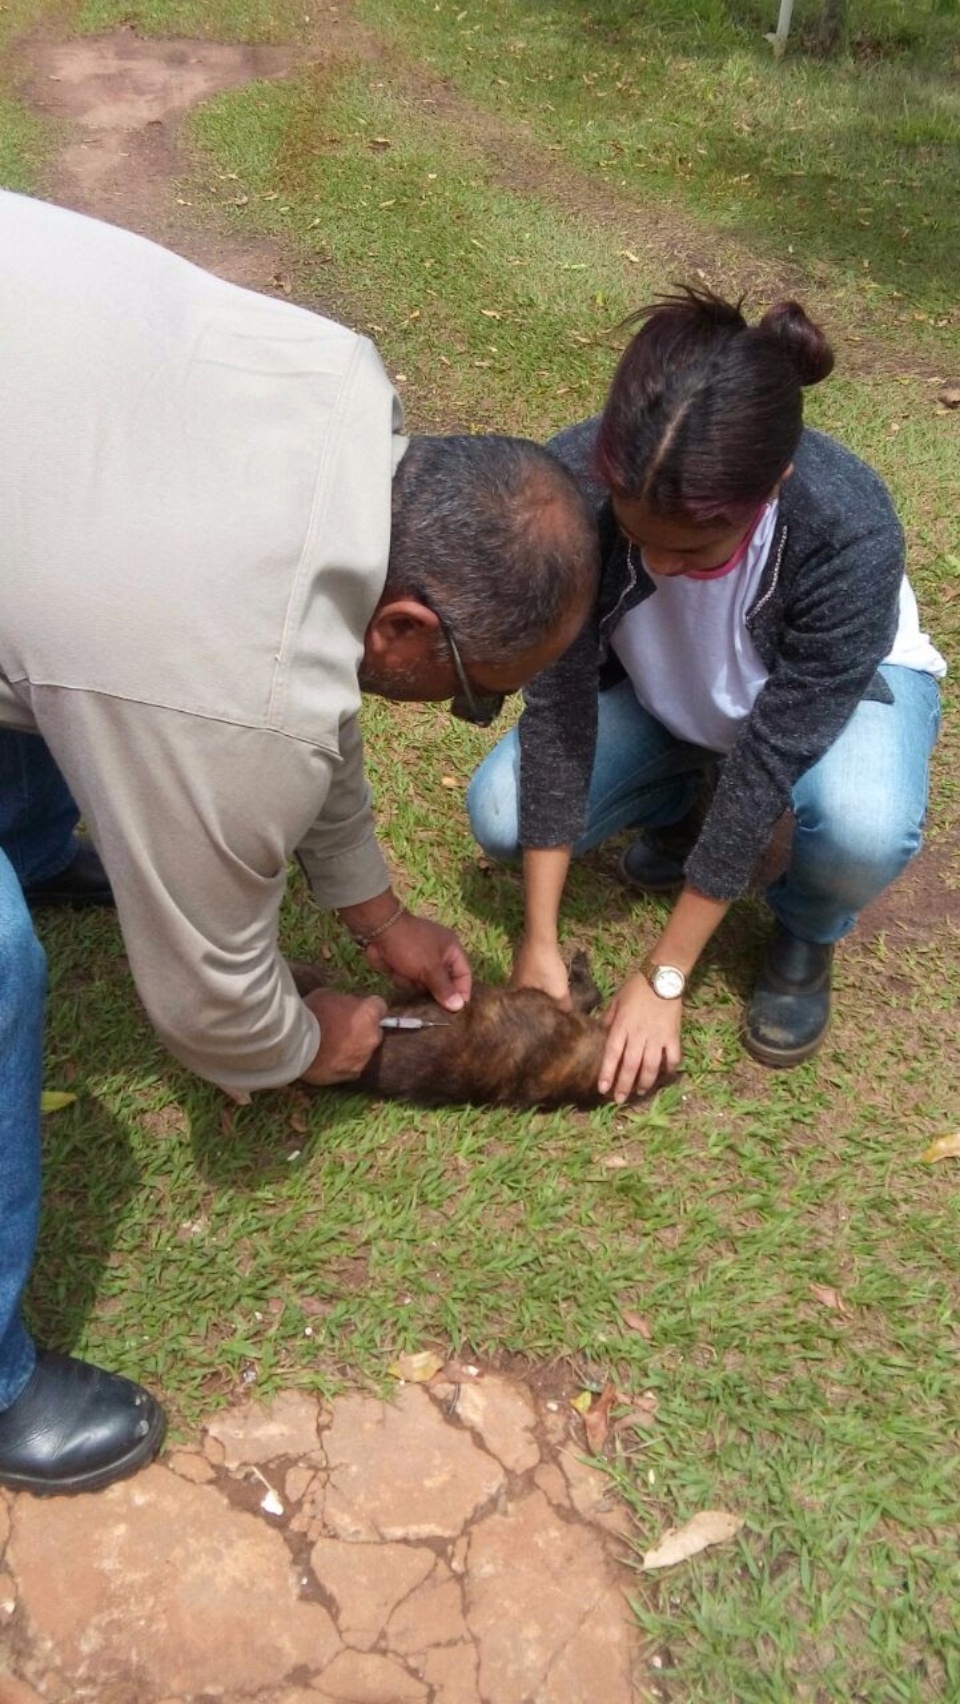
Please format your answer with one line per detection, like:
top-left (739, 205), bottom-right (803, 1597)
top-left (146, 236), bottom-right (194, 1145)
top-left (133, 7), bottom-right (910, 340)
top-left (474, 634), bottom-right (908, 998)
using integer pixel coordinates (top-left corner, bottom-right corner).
top-left (349, 902), bottom-right (407, 950)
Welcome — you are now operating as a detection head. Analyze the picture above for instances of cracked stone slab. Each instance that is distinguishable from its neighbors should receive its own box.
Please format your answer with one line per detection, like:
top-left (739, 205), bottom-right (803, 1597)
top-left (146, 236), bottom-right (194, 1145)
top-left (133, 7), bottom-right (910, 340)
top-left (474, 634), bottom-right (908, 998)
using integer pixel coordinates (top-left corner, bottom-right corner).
top-left (383, 1563), bottom-right (466, 1657)
top-left (204, 1388), bottom-right (323, 1467)
top-left (321, 1385), bottom-right (506, 1541)
top-left (315, 1648), bottom-right (429, 1701)
top-left (8, 1464), bottom-right (341, 1696)
top-left (449, 1372), bottom-right (541, 1474)
top-left (309, 1536), bottom-right (436, 1651)
top-left (465, 1486), bottom-right (639, 1703)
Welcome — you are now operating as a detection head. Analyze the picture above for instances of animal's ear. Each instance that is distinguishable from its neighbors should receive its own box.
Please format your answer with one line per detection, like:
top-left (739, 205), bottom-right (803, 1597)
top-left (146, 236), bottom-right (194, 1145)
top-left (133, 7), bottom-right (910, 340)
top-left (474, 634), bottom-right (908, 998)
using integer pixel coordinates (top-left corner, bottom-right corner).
top-left (567, 949), bottom-right (602, 1014)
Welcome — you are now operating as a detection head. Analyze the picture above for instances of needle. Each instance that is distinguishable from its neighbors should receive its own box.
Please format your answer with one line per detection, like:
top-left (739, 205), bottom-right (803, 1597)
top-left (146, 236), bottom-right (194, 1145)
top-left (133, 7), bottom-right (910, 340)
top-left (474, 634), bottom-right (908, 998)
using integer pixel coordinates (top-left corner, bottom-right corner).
top-left (379, 1015), bottom-right (451, 1031)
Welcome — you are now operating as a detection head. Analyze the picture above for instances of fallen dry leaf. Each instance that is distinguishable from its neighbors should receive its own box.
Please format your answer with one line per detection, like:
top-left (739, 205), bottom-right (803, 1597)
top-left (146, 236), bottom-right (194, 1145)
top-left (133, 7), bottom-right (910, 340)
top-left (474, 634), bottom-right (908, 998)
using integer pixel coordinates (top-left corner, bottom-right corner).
top-left (921, 1131), bottom-right (960, 1163)
top-left (615, 1398), bottom-right (659, 1432)
top-left (40, 1090), bottom-right (76, 1114)
top-left (809, 1283), bottom-right (850, 1314)
top-left (583, 1382), bottom-right (617, 1455)
top-left (570, 1389), bottom-right (593, 1415)
top-left (388, 1350), bottom-right (445, 1384)
top-left (642, 1509), bottom-right (744, 1570)
top-left (937, 383), bottom-right (960, 408)
top-left (441, 775), bottom-right (459, 790)
top-left (619, 1309), bottom-right (652, 1341)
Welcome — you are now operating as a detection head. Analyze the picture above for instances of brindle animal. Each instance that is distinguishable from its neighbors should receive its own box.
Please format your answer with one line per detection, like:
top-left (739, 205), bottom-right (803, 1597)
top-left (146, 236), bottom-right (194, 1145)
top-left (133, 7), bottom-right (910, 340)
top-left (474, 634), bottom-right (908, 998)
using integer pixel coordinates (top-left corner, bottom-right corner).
top-left (291, 953), bottom-right (619, 1108)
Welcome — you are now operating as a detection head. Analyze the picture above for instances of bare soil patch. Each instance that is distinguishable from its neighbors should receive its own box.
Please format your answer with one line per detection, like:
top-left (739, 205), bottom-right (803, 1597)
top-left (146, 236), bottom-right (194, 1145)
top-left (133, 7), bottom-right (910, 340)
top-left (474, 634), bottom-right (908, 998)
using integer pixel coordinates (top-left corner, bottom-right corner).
top-left (18, 27), bottom-right (299, 287)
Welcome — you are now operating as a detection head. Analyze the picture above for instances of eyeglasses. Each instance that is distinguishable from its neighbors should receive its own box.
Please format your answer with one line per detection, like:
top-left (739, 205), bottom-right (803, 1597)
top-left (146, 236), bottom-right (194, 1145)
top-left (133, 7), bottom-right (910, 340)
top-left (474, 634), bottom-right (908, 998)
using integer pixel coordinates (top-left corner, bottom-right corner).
top-left (416, 591), bottom-right (506, 728)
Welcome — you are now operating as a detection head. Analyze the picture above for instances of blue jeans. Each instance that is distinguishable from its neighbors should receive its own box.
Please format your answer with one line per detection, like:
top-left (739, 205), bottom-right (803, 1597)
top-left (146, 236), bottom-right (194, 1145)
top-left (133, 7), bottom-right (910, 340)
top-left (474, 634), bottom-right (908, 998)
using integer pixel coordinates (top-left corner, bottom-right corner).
top-left (0, 847), bottom-right (44, 1408)
top-left (0, 729), bottom-right (80, 887)
top-left (0, 731), bottom-right (82, 1409)
top-left (466, 665), bottom-right (941, 945)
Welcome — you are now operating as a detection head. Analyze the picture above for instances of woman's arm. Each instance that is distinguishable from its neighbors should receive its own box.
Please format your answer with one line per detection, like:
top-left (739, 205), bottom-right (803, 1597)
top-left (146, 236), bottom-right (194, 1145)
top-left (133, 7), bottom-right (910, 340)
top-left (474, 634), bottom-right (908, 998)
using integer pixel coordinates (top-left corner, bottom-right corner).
top-left (599, 886), bottom-right (729, 1101)
top-left (511, 845), bottom-right (574, 1003)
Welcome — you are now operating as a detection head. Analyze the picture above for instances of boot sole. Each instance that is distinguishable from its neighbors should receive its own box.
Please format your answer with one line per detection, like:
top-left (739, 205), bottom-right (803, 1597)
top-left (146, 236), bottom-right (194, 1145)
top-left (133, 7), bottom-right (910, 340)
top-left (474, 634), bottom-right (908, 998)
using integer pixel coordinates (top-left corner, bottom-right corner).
top-left (740, 1025), bottom-right (828, 1068)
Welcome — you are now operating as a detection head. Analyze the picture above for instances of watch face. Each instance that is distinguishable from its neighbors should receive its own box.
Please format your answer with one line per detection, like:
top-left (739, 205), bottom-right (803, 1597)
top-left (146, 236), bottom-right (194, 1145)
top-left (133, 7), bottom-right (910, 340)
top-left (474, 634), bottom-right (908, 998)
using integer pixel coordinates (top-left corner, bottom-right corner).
top-left (652, 966), bottom-right (685, 999)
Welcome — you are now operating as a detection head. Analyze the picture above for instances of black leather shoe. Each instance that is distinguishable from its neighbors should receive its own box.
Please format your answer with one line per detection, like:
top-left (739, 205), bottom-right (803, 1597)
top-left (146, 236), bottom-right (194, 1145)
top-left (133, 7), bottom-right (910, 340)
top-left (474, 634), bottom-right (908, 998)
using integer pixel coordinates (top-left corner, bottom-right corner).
top-left (618, 831), bottom-right (687, 894)
top-left (742, 923), bottom-right (834, 1067)
top-left (0, 1351), bottom-right (166, 1495)
top-left (23, 843), bottom-right (115, 910)
top-left (618, 780), bottom-right (717, 896)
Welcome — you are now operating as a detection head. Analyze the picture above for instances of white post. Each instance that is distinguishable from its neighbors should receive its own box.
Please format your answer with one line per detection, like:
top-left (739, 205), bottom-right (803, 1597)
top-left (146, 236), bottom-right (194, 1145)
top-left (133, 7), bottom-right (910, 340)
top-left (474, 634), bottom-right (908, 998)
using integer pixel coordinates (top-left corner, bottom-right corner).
top-left (766, 0), bottom-right (795, 54)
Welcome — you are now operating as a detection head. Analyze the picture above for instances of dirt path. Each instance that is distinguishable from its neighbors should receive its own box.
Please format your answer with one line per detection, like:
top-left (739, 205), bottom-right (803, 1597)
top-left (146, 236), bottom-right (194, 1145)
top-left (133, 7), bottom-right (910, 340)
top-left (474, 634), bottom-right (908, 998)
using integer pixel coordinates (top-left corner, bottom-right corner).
top-left (19, 26), bottom-right (300, 288)
top-left (15, 12), bottom-right (950, 378)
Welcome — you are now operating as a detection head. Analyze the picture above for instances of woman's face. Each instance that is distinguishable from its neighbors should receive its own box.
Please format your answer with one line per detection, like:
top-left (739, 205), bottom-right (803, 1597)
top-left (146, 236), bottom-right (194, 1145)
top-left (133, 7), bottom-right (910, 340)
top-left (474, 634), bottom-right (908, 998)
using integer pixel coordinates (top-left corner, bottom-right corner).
top-left (611, 496), bottom-right (756, 578)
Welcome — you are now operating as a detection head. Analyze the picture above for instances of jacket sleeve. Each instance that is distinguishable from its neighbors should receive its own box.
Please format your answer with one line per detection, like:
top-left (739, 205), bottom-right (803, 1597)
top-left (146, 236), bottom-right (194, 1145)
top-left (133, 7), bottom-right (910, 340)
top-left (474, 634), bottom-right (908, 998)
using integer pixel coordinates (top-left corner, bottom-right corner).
top-left (294, 711), bottom-right (390, 908)
top-left (517, 615), bottom-right (600, 847)
top-left (515, 415), bottom-right (608, 847)
top-left (32, 690), bottom-right (387, 1096)
top-left (685, 519), bottom-right (905, 901)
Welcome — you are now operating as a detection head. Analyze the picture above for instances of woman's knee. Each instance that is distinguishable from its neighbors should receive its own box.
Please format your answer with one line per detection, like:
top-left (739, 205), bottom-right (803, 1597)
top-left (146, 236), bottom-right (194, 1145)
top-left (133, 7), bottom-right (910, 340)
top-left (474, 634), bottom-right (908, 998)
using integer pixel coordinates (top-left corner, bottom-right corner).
top-left (466, 740), bottom-right (522, 863)
top-left (795, 788), bottom-right (926, 895)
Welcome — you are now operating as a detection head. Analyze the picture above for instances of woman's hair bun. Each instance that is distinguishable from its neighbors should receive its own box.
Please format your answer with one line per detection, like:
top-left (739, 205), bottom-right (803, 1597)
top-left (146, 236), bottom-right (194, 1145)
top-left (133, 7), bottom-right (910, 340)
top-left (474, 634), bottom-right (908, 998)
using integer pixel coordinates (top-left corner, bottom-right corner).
top-left (758, 299), bottom-right (835, 387)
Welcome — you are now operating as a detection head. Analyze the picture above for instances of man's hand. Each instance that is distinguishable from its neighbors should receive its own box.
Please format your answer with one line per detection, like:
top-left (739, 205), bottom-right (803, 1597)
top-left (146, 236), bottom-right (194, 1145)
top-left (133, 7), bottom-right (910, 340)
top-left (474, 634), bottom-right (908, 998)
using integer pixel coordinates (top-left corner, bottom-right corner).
top-left (510, 937), bottom-right (572, 1007)
top-left (598, 973), bottom-right (683, 1102)
top-left (299, 989), bottom-right (388, 1086)
top-left (365, 912), bottom-right (472, 1011)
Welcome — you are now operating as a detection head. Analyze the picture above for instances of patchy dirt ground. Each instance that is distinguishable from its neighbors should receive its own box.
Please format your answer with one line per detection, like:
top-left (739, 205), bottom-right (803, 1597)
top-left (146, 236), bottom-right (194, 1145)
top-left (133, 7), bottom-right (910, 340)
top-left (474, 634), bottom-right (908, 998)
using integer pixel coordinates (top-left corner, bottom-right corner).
top-left (19, 27), bottom-right (302, 287)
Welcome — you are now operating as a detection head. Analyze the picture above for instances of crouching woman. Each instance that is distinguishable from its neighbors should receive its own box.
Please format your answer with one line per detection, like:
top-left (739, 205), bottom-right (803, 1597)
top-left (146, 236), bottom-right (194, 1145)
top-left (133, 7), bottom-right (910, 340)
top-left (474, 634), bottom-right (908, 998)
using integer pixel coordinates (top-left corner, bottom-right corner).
top-left (467, 288), bottom-right (945, 1100)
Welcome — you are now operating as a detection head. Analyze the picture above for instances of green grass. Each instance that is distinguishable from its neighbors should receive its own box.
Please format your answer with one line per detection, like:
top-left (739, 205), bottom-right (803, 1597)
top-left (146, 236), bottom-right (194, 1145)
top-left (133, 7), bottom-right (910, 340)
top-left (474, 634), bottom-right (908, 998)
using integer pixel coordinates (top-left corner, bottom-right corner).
top-left (76, 0), bottom-right (310, 43)
top-left (356, 0), bottom-right (960, 329)
top-left (0, 0), bottom-right (63, 185)
top-left (3, 0), bottom-right (960, 1695)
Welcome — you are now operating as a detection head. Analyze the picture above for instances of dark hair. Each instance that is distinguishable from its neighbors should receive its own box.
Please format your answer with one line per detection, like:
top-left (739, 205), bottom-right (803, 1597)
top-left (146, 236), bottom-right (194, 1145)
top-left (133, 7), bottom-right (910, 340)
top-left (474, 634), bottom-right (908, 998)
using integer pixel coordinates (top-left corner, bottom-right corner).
top-left (594, 286), bottom-right (834, 525)
top-left (387, 435), bottom-right (599, 664)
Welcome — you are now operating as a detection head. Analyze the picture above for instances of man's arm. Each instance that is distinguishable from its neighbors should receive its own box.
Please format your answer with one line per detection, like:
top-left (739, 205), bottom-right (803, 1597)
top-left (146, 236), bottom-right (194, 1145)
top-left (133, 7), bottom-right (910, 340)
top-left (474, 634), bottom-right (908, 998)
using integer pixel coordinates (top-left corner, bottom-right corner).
top-left (36, 690), bottom-right (386, 1095)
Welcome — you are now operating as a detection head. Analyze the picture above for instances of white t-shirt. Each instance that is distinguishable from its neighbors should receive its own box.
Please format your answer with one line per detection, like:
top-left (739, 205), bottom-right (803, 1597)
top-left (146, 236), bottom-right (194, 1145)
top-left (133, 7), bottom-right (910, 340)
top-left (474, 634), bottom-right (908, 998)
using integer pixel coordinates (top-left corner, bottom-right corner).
top-left (611, 501), bottom-right (945, 753)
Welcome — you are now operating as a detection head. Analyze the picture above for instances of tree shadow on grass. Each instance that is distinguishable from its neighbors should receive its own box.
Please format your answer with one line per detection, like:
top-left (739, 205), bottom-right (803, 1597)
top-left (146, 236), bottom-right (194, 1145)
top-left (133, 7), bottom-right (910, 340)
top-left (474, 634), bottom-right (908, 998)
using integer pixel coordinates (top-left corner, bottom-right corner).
top-left (489, 0), bottom-right (960, 311)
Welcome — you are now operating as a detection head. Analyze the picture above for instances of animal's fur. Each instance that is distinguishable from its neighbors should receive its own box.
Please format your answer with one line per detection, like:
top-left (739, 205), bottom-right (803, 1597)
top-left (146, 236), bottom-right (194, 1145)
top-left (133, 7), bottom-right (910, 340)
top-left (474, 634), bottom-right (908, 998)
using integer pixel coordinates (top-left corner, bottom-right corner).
top-left (291, 952), bottom-right (615, 1108)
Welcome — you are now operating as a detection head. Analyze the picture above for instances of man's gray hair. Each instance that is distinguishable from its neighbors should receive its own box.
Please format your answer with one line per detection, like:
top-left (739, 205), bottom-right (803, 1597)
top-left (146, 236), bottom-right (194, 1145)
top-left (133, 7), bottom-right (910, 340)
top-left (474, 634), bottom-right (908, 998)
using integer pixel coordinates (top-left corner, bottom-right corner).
top-left (387, 435), bottom-right (599, 664)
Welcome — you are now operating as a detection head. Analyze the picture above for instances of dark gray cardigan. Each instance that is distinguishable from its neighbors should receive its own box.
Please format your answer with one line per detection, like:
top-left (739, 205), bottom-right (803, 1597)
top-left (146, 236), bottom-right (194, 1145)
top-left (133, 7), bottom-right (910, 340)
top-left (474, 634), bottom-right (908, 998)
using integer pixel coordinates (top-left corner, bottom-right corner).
top-left (518, 423), bottom-right (905, 902)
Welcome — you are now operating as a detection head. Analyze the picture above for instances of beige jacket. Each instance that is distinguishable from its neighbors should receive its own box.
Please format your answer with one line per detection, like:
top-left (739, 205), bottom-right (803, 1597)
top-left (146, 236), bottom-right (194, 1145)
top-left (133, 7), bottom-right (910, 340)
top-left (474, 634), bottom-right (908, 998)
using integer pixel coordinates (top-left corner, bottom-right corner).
top-left (0, 192), bottom-right (406, 1094)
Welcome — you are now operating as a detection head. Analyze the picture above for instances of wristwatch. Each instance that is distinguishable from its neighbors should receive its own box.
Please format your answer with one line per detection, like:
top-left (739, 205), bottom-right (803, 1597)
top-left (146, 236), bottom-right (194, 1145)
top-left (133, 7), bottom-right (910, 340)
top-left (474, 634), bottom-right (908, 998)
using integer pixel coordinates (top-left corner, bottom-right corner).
top-left (641, 957), bottom-right (686, 1000)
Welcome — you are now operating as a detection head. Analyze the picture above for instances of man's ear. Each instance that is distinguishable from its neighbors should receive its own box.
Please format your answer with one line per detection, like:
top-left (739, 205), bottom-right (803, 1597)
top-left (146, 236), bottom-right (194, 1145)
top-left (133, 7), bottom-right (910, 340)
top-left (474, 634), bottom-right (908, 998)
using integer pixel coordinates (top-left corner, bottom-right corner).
top-left (364, 597), bottom-right (441, 668)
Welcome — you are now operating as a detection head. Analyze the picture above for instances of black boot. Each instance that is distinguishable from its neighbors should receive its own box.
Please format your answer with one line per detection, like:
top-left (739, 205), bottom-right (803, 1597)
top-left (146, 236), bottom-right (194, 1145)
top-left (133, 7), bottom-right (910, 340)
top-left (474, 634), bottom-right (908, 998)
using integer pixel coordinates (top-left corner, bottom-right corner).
top-left (618, 830), bottom-right (688, 893)
top-left (742, 922), bottom-right (834, 1068)
top-left (0, 1351), bottom-right (165, 1495)
top-left (618, 806), bottom-right (708, 895)
top-left (23, 842), bottom-right (115, 910)
top-left (618, 770), bottom-right (718, 896)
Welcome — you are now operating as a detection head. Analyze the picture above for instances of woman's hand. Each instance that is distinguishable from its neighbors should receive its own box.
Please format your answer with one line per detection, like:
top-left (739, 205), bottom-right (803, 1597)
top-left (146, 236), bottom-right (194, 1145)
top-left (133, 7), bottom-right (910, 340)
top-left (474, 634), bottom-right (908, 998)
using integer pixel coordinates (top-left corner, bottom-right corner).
top-left (300, 989), bottom-right (388, 1085)
top-left (510, 937), bottom-right (572, 1007)
top-left (599, 973), bottom-right (683, 1102)
top-left (364, 912), bottom-right (472, 1011)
